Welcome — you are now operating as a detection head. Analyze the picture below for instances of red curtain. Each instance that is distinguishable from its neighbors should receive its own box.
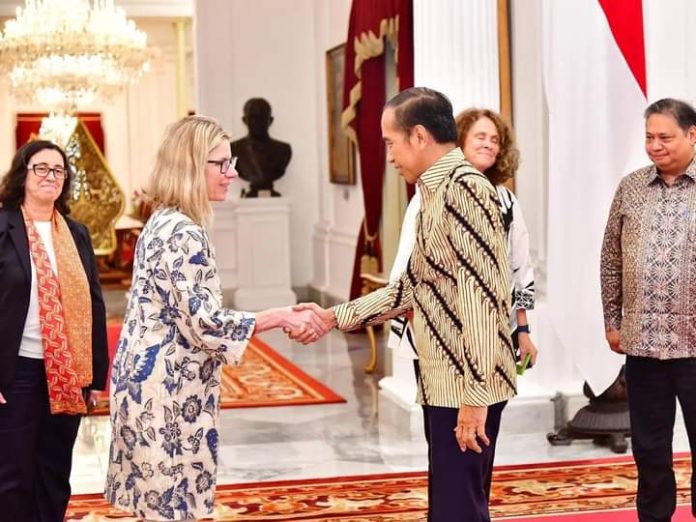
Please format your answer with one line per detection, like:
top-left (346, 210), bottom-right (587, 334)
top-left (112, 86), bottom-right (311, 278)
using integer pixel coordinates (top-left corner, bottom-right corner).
top-left (15, 113), bottom-right (105, 154)
top-left (342, 0), bottom-right (414, 299)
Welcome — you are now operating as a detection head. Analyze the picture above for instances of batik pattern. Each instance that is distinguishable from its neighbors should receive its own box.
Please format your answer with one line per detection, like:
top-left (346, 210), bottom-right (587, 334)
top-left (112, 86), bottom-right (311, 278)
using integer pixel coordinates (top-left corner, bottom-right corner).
top-left (105, 207), bottom-right (255, 520)
top-left (334, 148), bottom-right (515, 408)
top-left (601, 161), bottom-right (696, 359)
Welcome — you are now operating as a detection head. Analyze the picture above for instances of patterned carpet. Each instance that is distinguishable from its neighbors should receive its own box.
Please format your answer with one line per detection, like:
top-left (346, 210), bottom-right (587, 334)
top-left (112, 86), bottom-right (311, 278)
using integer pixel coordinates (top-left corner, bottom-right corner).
top-left (66, 455), bottom-right (693, 521)
top-left (90, 326), bottom-right (345, 415)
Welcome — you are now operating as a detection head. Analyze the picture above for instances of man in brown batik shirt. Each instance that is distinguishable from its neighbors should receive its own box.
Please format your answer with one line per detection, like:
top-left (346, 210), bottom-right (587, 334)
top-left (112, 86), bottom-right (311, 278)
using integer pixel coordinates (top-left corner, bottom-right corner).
top-left (601, 98), bottom-right (696, 522)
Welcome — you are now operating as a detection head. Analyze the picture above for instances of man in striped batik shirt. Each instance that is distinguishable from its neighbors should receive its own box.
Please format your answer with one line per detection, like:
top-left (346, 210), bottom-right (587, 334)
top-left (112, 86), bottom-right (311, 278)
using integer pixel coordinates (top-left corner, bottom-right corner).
top-left (295, 87), bottom-right (514, 522)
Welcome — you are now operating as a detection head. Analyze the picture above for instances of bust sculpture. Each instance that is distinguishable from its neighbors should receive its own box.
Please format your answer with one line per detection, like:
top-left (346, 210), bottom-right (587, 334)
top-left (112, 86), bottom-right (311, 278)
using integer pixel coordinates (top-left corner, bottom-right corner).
top-left (230, 98), bottom-right (292, 197)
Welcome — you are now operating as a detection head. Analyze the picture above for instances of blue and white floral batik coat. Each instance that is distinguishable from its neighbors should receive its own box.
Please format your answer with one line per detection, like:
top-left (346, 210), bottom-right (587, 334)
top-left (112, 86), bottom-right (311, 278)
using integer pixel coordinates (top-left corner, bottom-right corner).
top-left (105, 207), bottom-right (255, 521)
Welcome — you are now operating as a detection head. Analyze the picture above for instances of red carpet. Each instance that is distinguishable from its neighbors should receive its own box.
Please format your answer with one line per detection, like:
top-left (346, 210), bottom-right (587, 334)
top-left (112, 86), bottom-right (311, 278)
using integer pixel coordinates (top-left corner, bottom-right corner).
top-left (89, 322), bottom-right (344, 415)
top-left (512, 505), bottom-right (693, 521)
top-left (65, 454), bottom-right (693, 520)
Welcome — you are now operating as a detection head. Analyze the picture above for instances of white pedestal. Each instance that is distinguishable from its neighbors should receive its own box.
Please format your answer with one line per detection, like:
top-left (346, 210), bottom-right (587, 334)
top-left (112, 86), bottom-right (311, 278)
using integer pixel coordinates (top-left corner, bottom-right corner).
top-left (232, 197), bottom-right (296, 311)
top-left (378, 340), bottom-right (422, 436)
top-left (211, 200), bottom-right (238, 293)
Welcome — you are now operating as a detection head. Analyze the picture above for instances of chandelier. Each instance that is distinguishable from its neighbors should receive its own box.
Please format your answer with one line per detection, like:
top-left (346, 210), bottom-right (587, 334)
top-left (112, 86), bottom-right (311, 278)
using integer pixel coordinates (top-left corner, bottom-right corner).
top-left (39, 112), bottom-right (78, 147)
top-left (0, 0), bottom-right (153, 111)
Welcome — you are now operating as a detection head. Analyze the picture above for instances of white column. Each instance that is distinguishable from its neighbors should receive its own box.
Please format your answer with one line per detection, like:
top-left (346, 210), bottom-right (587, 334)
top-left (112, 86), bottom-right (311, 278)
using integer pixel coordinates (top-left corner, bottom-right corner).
top-left (379, 1), bottom-right (501, 429)
top-left (511, 1), bottom-right (547, 292)
top-left (413, 0), bottom-right (500, 113)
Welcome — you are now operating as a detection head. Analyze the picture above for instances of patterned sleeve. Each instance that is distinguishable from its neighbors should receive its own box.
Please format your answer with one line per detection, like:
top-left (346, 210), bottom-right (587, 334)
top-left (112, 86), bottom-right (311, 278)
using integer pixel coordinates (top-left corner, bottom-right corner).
top-left (506, 190), bottom-right (535, 310)
top-left (600, 180), bottom-right (624, 330)
top-left (161, 223), bottom-right (255, 363)
top-left (332, 263), bottom-right (415, 332)
top-left (446, 174), bottom-right (511, 407)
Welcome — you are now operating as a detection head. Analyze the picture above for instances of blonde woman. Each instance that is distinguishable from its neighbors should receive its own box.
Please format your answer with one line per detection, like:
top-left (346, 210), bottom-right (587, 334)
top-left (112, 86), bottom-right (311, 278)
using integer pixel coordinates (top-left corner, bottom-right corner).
top-left (105, 116), bottom-right (325, 521)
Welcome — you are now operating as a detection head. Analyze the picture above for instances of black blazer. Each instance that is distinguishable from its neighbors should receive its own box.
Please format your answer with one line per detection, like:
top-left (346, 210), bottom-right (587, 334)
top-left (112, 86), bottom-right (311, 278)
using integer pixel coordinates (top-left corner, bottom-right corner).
top-left (0, 207), bottom-right (108, 390)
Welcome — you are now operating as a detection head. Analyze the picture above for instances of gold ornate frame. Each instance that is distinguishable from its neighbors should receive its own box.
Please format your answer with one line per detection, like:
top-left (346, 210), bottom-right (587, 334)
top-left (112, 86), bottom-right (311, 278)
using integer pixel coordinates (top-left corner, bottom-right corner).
top-left (326, 43), bottom-right (357, 185)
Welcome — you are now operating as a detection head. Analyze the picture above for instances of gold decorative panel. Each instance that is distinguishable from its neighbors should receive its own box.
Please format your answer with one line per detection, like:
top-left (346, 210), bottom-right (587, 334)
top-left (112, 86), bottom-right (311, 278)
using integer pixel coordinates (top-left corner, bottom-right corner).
top-left (65, 120), bottom-right (124, 255)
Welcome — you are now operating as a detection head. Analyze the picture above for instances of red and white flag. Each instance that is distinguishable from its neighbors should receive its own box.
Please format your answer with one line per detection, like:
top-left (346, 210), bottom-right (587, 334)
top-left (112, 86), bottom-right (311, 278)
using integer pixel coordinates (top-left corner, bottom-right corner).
top-left (542, 0), bottom-right (647, 394)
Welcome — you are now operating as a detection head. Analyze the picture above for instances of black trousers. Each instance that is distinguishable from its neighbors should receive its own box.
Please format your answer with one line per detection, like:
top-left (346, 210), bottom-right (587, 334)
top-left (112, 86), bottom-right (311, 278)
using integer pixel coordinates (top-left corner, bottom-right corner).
top-left (625, 355), bottom-right (696, 522)
top-left (422, 401), bottom-right (506, 522)
top-left (0, 357), bottom-right (82, 522)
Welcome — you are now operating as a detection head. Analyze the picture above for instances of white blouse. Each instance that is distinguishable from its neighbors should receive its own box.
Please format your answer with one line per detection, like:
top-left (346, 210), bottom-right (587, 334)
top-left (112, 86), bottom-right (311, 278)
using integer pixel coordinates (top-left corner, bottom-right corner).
top-left (19, 221), bottom-right (58, 359)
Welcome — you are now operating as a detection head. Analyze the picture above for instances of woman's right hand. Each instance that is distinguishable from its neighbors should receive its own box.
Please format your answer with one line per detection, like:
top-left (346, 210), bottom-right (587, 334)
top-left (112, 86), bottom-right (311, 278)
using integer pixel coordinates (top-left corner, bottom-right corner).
top-left (282, 307), bottom-right (332, 344)
top-left (255, 306), bottom-right (331, 344)
top-left (0, 392), bottom-right (6, 405)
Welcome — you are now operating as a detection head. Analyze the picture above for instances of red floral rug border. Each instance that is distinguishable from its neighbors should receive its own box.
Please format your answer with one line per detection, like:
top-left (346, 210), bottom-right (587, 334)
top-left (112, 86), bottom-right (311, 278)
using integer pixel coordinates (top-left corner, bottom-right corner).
top-left (66, 454), bottom-right (693, 521)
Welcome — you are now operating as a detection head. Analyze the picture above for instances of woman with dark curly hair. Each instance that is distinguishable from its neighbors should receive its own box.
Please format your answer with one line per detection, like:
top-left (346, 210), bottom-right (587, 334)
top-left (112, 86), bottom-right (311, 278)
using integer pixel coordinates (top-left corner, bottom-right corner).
top-left (455, 108), bottom-right (537, 366)
top-left (0, 140), bottom-right (109, 521)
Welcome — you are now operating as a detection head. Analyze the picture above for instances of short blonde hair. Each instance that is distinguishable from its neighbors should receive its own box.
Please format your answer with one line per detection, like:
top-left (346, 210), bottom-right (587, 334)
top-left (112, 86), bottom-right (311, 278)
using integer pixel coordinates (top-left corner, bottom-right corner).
top-left (147, 115), bottom-right (230, 225)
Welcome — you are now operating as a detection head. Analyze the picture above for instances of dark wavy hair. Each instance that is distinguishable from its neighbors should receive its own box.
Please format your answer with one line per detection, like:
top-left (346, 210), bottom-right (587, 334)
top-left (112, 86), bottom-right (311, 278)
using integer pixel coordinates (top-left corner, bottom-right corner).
top-left (455, 108), bottom-right (520, 185)
top-left (0, 140), bottom-right (72, 215)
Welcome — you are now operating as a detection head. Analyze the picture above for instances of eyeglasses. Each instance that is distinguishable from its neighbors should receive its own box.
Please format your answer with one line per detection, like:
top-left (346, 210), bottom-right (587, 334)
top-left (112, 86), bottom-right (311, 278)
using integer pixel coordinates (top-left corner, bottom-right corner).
top-left (207, 156), bottom-right (238, 175)
top-left (28, 163), bottom-right (68, 179)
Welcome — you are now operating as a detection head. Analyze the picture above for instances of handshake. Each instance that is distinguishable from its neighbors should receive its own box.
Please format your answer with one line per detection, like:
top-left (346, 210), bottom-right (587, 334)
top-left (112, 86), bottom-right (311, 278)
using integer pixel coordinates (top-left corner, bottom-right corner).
top-left (278, 302), bottom-right (337, 345)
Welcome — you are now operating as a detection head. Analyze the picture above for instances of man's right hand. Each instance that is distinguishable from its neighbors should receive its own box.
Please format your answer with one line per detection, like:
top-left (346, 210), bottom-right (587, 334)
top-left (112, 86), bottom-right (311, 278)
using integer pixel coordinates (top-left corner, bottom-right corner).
top-left (455, 405), bottom-right (489, 453)
top-left (606, 328), bottom-right (623, 354)
top-left (282, 307), bottom-right (331, 344)
top-left (0, 392), bottom-right (6, 405)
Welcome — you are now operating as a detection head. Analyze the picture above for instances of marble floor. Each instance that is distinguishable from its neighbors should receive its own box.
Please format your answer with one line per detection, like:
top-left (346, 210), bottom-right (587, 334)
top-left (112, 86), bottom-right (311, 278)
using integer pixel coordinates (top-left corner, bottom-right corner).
top-left (70, 296), bottom-right (692, 495)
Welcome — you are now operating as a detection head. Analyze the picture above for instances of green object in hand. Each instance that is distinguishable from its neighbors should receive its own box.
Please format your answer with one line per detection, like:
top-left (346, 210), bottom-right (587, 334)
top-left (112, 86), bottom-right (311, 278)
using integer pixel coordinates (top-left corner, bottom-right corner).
top-left (516, 353), bottom-right (532, 376)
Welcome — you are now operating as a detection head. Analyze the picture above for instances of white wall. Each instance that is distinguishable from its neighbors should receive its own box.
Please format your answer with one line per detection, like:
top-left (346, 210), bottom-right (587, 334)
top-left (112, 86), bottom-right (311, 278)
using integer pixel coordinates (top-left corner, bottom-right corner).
top-left (311, 0), bottom-right (363, 301)
top-left (196, 0), bottom-right (356, 292)
top-left (104, 20), bottom-right (189, 209)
